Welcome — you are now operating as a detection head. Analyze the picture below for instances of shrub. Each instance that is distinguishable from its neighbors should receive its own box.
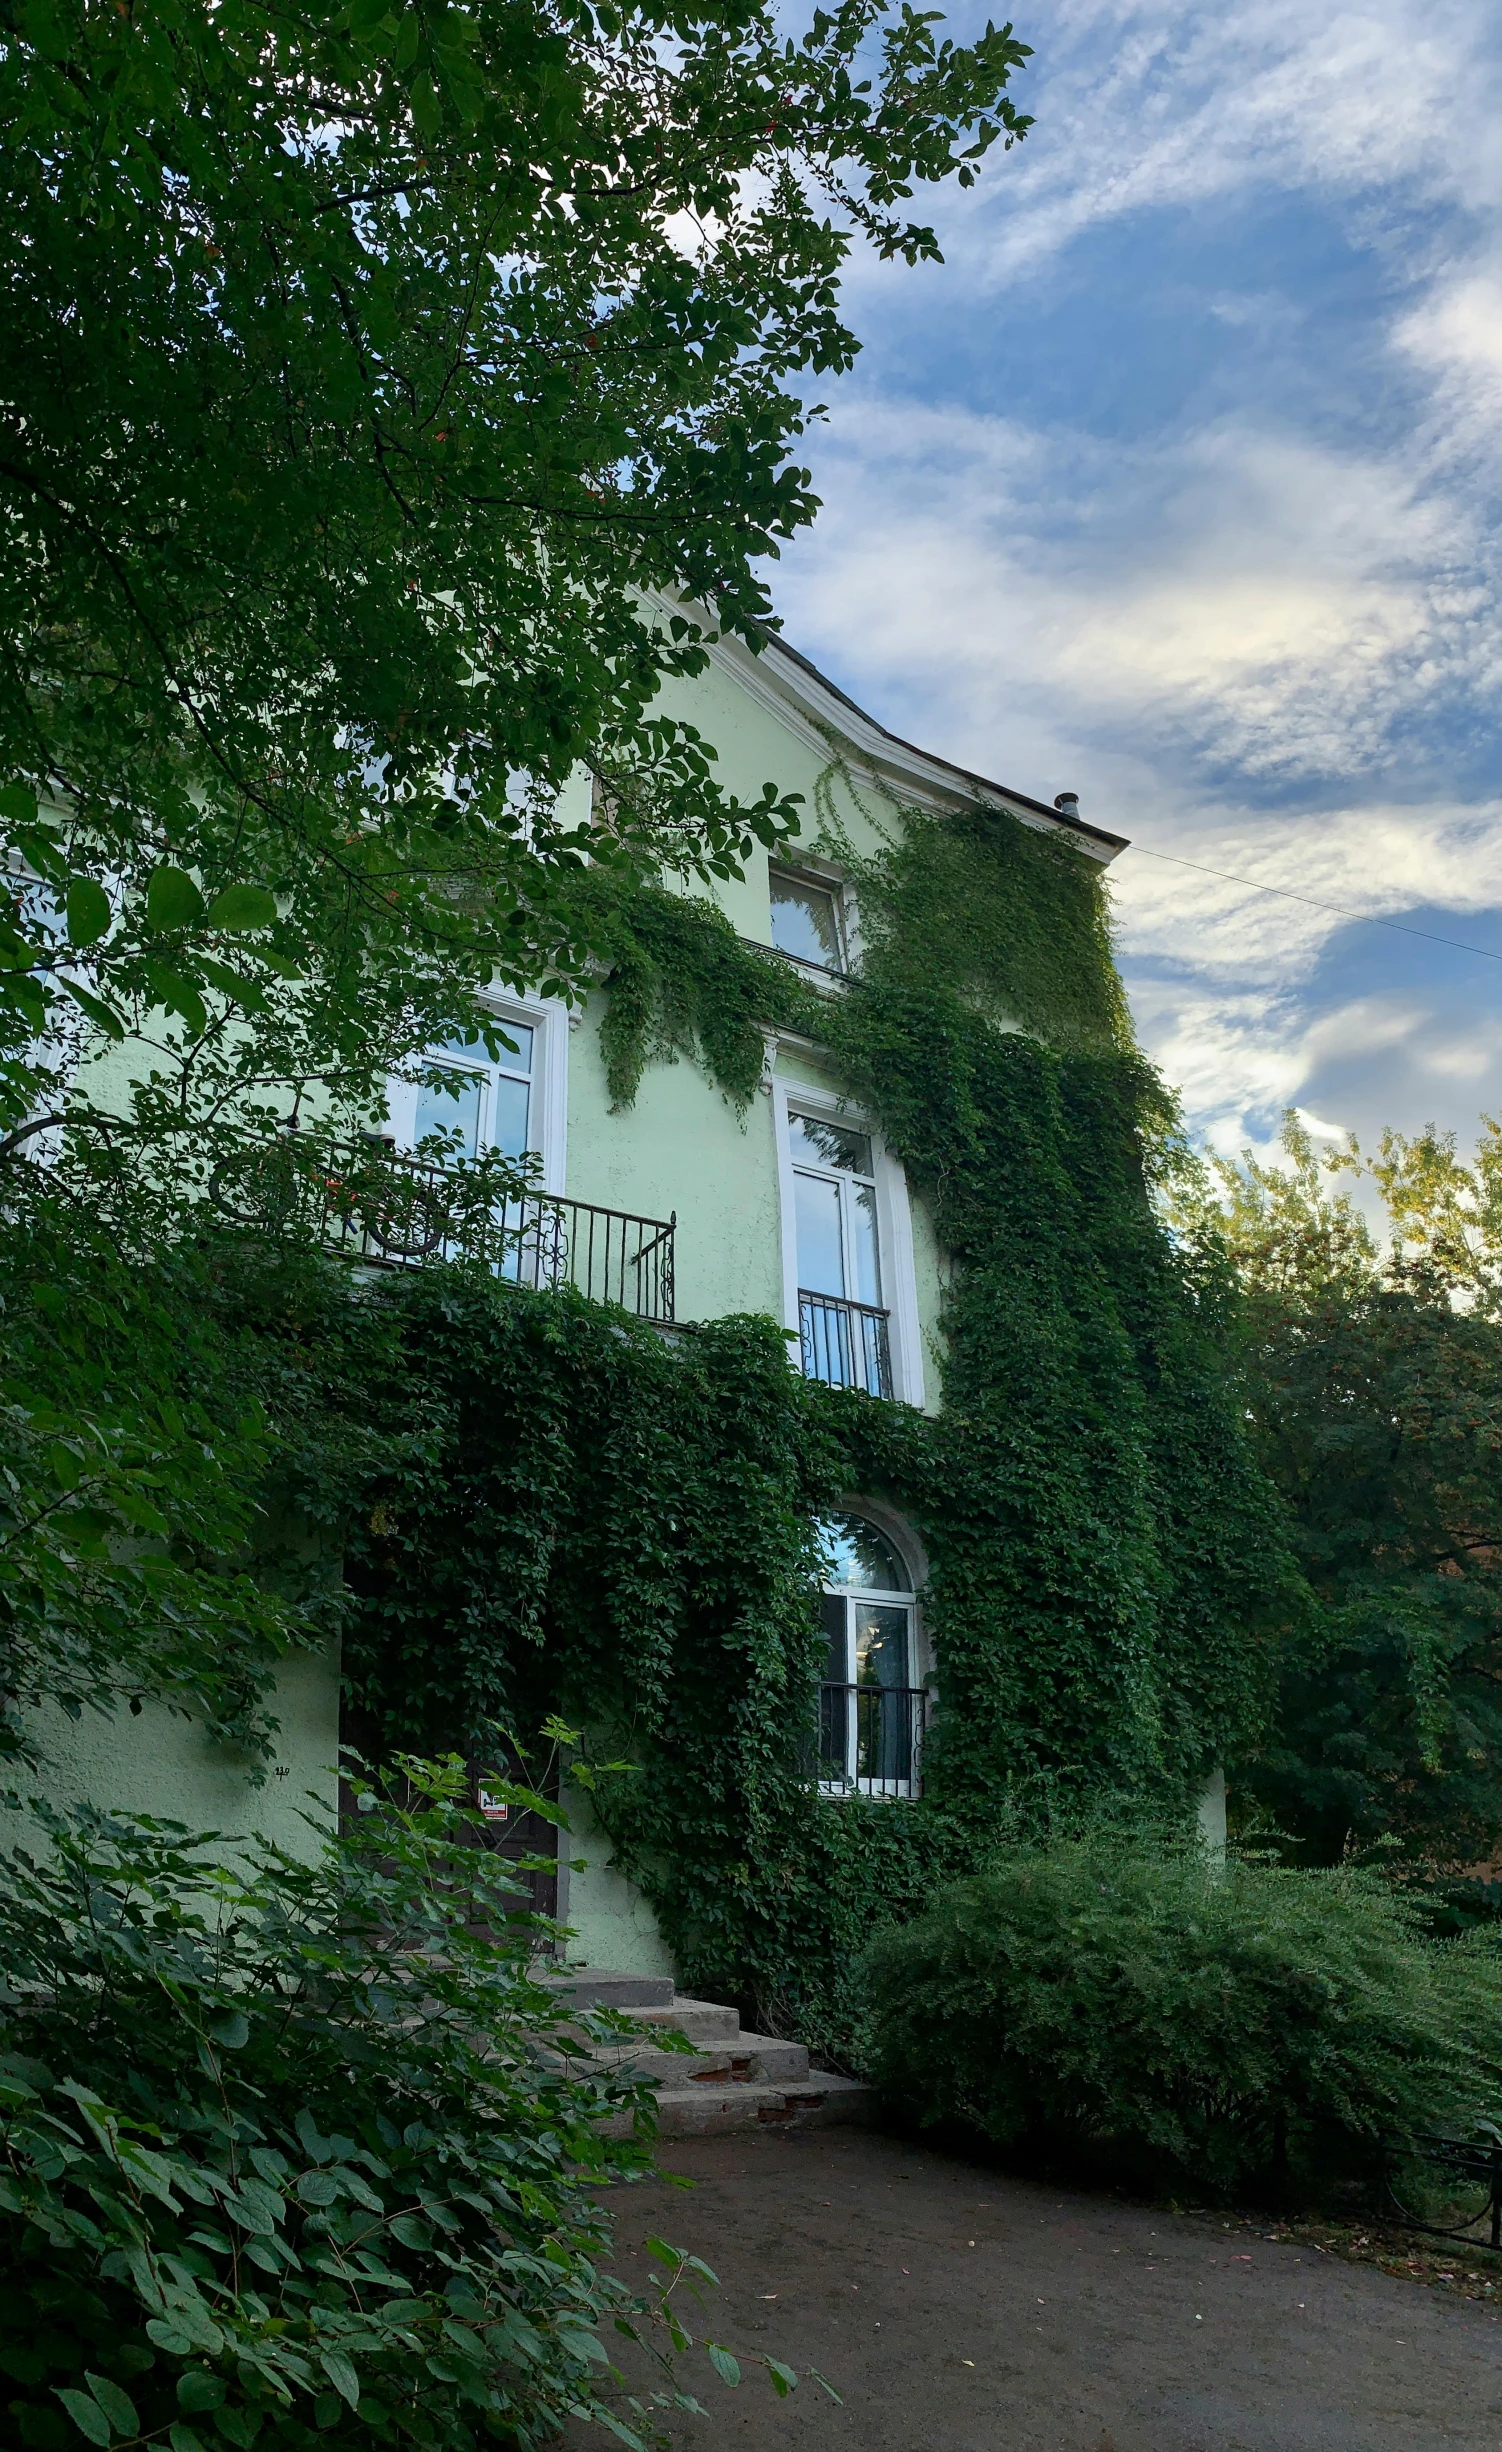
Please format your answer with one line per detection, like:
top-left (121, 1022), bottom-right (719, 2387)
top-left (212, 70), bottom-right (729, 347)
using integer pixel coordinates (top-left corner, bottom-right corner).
top-left (861, 1836), bottom-right (1502, 2199)
top-left (0, 1759), bottom-right (765, 2451)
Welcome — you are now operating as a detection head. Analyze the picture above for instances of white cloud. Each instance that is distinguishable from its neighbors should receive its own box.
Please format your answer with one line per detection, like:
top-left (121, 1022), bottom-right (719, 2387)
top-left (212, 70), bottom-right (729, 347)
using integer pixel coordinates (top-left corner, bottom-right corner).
top-left (776, 380), bottom-right (1499, 1153)
top-left (910, 0), bottom-right (1502, 289)
top-left (783, 396), bottom-right (1497, 792)
top-left (1110, 803), bottom-right (1502, 984)
top-left (1392, 262), bottom-right (1502, 460)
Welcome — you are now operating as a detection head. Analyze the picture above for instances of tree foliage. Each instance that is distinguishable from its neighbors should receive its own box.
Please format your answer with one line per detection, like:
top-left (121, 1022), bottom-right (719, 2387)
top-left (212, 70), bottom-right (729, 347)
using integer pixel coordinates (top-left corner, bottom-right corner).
top-left (0, 0), bottom-right (1032, 1140)
top-left (0, 1201), bottom-right (327, 1774)
top-left (1182, 1115), bottom-right (1502, 1872)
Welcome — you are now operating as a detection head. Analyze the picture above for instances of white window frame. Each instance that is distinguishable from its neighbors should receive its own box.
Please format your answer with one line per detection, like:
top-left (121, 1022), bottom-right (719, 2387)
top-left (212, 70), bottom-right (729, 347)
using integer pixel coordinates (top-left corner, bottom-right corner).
top-left (772, 1076), bottom-right (925, 1408)
top-left (385, 992), bottom-right (569, 1194)
top-left (816, 1501), bottom-right (931, 1799)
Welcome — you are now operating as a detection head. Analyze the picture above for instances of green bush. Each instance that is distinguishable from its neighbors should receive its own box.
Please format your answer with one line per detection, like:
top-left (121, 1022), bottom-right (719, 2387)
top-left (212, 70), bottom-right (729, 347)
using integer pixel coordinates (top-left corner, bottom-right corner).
top-left (861, 1837), bottom-right (1502, 2199)
top-left (0, 1759), bottom-right (774, 2451)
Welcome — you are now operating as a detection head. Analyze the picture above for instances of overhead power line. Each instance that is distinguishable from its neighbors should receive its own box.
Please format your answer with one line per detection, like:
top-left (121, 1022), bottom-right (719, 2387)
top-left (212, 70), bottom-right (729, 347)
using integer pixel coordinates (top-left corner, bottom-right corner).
top-left (1120, 844), bottom-right (1502, 963)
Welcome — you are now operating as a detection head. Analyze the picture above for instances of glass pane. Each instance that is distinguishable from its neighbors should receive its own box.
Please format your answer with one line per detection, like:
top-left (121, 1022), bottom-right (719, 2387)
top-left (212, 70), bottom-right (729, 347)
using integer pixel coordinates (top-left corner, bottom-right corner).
top-left (433, 1023), bottom-right (533, 1073)
top-left (414, 1066), bottom-right (483, 1158)
top-left (492, 1020), bottom-right (533, 1074)
top-left (794, 1169), bottom-right (845, 1296)
top-left (850, 1180), bottom-right (882, 1307)
top-left (491, 1071), bottom-right (532, 1160)
top-left (770, 872), bottom-right (842, 968)
top-left (854, 1603), bottom-right (911, 1688)
top-left (788, 1111), bottom-right (872, 1176)
top-left (816, 1513), bottom-right (910, 1594)
top-left (821, 1591), bottom-right (848, 1684)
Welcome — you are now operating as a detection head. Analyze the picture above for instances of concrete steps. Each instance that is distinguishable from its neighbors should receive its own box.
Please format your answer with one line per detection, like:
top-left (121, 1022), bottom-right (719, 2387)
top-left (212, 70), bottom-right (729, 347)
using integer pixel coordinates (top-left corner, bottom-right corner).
top-left (539, 1968), bottom-right (877, 2138)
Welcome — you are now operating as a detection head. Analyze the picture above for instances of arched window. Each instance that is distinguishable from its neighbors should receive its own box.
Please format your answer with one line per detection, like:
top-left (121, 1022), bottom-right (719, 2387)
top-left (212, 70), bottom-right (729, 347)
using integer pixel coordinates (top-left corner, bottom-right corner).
top-left (815, 1511), bottom-right (924, 1797)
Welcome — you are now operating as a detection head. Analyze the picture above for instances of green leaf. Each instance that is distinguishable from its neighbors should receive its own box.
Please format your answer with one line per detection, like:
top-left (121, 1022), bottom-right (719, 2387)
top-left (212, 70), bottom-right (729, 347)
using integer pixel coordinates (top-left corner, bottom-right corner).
top-left (766, 2358), bottom-right (797, 2396)
top-left (53, 2389), bottom-right (112, 2447)
top-left (143, 961), bottom-right (209, 1036)
top-left (208, 2009), bottom-right (249, 2050)
top-left (319, 2348), bottom-right (360, 2407)
top-left (210, 2406), bottom-right (260, 2448)
top-left (177, 2370), bottom-right (226, 2412)
top-left (297, 2168), bottom-right (339, 2206)
top-left (204, 884), bottom-right (277, 934)
top-left (196, 956), bottom-right (268, 1012)
top-left (295, 2107), bottom-right (334, 2163)
top-left (0, 782), bottom-right (39, 825)
top-left (705, 2343), bottom-right (741, 2388)
top-left (170, 2428), bottom-right (208, 2452)
top-left (65, 878), bottom-right (111, 946)
top-left (147, 2323), bottom-right (199, 2357)
top-left (146, 865), bottom-right (206, 931)
top-left (83, 2376), bottom-right (138, 2437)
top-left (57, 975), bottom-right (125, 1040)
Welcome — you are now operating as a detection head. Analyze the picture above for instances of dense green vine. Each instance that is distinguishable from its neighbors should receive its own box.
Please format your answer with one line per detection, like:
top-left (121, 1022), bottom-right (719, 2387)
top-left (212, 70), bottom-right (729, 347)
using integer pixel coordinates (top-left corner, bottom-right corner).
top-left (259, 787), bottom-right (1297, 2056)
top-left (812, 765), bottom-right (1131, 1053)
top-left (572, 869), bottom-right (818, 1111)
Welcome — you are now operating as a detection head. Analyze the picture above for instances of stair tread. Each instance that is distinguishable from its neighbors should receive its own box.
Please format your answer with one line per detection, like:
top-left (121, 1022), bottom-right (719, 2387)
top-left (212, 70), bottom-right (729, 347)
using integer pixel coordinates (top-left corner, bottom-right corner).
top-left (652, 2071), bottom-right (869, 2100)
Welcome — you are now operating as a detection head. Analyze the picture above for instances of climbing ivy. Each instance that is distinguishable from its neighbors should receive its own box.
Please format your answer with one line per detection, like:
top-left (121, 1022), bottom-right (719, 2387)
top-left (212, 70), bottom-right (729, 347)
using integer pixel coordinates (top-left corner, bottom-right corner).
top-left (571, 869), bottom-right (819, 1111)
top-left (274, 784), bottom-right (1296, 2057)
top-left (811, 761), bottom-right (1131, 1053)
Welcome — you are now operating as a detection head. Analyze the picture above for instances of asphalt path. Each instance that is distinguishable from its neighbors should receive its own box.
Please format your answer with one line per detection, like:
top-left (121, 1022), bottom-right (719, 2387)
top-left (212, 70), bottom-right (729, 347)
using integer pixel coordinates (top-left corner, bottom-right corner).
top-left (584, 2125), bottom-right (1502, 2452)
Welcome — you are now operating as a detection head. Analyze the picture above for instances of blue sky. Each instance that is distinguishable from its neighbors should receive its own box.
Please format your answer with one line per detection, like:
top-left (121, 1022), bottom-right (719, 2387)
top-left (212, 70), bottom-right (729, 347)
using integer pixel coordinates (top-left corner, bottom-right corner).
top-left (770, 0), bottom-right (1501, 1171)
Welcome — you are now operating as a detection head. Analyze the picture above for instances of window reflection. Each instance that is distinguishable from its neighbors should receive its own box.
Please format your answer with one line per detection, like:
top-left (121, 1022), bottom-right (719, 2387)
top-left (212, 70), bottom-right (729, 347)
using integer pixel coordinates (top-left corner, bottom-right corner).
top-left (816, 1512), bottom-right (910, 1594)
top-left (415, 1066), bottom-right (484, 1157)
top-left (770, 871), bottom-right (844, 969)
top-left (816, 1511), bottom-right (921, 1795)
top-left (788, 1111), bottom-right (872, 1174)
top-left (410, 1019), bottom-right (535, 1163)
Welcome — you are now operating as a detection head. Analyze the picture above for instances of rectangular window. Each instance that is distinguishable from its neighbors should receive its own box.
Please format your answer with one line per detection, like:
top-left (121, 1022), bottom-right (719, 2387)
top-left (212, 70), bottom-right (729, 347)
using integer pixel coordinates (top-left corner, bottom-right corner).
top-left (770, 869), bottom-right (845, 971)
top-left (789, 1106), bottom-right (890, 1396)
top-left (413, 1022), bottom-right (536, 1164)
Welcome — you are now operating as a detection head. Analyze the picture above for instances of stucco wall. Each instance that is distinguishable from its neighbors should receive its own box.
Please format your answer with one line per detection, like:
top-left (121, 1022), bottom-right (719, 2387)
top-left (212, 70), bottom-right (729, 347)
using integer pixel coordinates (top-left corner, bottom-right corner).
top-left (6, 1645), bottom-right (341, 1866)
top-left (560, 649), bottom-right (948, 1400)
top-left (563, 996), bottom-right (785, 1328)
top-left (556, 1783), bottom-right (676, 1980)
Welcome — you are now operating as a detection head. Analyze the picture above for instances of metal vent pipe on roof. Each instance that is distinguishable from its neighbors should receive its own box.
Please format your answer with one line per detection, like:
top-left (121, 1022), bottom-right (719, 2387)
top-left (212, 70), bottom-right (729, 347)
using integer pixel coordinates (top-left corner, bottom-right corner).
top-left (1053, 791), bottom-right (1081, 821)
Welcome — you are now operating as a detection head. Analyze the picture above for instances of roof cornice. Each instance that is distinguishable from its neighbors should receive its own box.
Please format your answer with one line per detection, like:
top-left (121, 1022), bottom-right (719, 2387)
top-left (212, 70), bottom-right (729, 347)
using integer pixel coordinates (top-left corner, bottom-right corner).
top-left (691, 618), bottom-right (1128, 863)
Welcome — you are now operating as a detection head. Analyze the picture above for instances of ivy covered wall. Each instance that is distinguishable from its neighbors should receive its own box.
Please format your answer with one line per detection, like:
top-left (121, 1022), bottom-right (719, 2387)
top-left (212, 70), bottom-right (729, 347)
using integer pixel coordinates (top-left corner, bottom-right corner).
top-left (244, 786), bottom-right (1297, 2057)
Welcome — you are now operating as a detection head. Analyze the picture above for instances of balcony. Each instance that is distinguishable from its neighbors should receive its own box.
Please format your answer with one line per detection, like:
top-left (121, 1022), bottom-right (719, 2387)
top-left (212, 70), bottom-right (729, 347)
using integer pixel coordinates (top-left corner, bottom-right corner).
top-left (209, 1135), bottom-right (676, 1322)
top-left (798, 1288), bottom-right (893, 1400)
top-left (817, 1683), bottom-right (928, 1798)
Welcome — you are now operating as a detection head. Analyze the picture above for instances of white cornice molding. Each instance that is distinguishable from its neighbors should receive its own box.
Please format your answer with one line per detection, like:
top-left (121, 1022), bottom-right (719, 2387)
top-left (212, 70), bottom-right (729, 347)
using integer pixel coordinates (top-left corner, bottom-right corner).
top-left (659, 605), bottom-right (1125, 865)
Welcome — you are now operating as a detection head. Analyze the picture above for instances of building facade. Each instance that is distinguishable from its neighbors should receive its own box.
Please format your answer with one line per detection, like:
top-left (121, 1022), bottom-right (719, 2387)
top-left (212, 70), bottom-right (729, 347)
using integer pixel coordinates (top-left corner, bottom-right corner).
top-left (23, 626), bottom-right (1144, 1969)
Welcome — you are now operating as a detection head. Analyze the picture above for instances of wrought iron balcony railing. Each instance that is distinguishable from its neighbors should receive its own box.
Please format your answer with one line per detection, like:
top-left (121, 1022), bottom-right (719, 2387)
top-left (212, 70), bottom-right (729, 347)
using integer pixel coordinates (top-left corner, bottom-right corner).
top-left (817, 1682), bottom-right (928, 1798)
top-left (798, 1288), bottom-right (893, 1399)
top-left (208, 1135), bottom-right (675, 1322)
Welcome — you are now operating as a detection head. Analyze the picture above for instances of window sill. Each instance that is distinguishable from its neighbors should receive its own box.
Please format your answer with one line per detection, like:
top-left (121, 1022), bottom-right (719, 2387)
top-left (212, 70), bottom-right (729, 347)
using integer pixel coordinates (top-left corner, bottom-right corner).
top-left (738, 936), bottom-right (853, 994)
